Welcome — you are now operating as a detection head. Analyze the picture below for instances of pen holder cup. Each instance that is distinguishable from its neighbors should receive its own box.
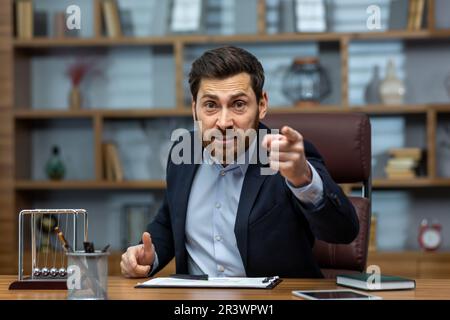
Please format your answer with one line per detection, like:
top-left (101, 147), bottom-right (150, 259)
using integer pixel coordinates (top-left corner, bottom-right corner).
top-left (66, 250), bottom-right (110, 300)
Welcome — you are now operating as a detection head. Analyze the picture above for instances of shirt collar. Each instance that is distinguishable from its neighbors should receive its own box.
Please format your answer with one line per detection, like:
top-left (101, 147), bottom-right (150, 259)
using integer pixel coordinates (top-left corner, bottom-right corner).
top-left (202, 136), bottom-right (257, 175)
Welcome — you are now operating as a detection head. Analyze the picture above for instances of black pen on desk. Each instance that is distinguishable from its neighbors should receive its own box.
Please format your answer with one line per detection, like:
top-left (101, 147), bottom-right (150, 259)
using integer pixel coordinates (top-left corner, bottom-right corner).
top-left (169, 274), bottom-right (209, 281)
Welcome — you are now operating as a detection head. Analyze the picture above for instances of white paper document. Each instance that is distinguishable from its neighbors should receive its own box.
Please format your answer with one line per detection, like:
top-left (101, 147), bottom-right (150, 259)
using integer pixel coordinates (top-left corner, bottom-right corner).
top-left (135, 276), bottom-right (281, 289)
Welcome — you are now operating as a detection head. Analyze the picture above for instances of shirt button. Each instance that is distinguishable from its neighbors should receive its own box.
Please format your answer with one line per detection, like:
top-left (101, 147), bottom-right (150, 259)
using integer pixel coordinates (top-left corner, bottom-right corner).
top-left (215, 235), bottom-right (222, 241)
top-left (215, 202), bottom-right (221, 209)
top-left (217, 265), bottom-right (225, 272)
top-left (220, 170), bottom-right (225, 176)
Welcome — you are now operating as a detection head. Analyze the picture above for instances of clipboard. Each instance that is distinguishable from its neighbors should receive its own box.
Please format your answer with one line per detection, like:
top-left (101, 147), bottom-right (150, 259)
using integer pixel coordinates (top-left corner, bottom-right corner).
top-left (135, 276), bottom-right (282, 290)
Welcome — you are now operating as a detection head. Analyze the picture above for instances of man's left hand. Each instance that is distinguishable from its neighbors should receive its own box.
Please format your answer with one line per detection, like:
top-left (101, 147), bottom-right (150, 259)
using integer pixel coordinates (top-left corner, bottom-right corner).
top-left (262, 125), bottom-right (312, 187)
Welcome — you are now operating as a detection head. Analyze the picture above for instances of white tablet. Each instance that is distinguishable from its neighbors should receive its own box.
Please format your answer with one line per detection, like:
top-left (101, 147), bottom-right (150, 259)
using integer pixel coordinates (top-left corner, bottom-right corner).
top-left (292, 289), bottom-right (382, 300)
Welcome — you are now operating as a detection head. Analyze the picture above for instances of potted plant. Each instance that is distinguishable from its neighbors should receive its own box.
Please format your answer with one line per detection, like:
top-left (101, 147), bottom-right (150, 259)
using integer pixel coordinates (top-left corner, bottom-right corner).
top-left (66, 60), bottom-right (97, 110)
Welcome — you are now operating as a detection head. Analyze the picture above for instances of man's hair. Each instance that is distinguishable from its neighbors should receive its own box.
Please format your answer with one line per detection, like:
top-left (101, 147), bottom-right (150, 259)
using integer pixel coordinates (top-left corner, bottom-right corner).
top-left (188, 46), bottom-right (265, 103)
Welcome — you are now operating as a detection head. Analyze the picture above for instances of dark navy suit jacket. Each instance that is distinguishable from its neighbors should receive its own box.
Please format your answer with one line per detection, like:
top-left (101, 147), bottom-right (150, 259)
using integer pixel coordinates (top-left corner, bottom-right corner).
top-left (147, 123), bottom-right (359, 278)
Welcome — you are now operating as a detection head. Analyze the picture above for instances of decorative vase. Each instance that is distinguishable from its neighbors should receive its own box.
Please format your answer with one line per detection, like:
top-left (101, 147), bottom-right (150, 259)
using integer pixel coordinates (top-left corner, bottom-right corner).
top-left (282, 57), bottom-right (331, 107)
top-left (364, 65), bottom-right (382, 104)
top-left (45, 146), bottom-right (66, 180)
top-left (379, 59), bottom-right (405, 105)
top-left (69, 86), bottom-right (82, 110)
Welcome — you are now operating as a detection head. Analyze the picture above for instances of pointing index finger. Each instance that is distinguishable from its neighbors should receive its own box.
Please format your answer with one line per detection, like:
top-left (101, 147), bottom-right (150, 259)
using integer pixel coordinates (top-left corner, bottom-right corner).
top-left (281, 126), bottom-right (301, 142)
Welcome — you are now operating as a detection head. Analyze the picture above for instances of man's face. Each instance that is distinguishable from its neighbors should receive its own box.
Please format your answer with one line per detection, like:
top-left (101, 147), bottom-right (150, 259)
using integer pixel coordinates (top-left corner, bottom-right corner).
top-left (192, 72), bottom-right (268, 164)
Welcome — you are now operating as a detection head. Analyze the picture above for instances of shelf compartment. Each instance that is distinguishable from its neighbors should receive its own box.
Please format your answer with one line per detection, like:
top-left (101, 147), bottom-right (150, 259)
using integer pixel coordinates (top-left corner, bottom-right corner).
top-left (14, 119), bottom-right (95, 181)
top-left (15, 46), bottom-right (176, 111)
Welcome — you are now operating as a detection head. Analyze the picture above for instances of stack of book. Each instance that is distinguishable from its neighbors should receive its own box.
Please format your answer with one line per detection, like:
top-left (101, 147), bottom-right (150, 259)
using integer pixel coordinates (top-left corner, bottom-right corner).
top-left (102, 0), bottom-right (123, 37)
top-left (103, 142), bottom-right (124, 181)
top-left (407, 0), bottom-right (426, 30)
top-left (15, 0), bottom-right (33, 39)
top-left (385, 148), bottom-right (422, 179)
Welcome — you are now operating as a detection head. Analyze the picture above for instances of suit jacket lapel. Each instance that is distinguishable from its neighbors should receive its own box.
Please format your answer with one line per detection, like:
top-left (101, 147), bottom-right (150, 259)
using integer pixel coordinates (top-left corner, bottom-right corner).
top-left (171, 131), bottom-right (202, 270)
top-left (172, 163), bottom-right (198, 243)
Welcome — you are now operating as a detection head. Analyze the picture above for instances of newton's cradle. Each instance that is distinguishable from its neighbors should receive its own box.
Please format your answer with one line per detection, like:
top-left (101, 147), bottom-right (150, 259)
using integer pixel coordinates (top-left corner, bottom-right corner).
top-left (9, 209), bottom-right (88, 290)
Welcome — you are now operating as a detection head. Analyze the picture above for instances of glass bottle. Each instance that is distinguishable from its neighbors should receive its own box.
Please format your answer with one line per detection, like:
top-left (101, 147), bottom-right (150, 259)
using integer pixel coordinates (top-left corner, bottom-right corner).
top-left (46, 146), bottom-right (66, 180)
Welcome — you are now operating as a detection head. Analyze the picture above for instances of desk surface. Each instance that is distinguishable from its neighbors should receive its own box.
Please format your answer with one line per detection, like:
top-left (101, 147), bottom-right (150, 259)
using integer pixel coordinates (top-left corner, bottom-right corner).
top-left (1, 276), bottom-right (450, 300)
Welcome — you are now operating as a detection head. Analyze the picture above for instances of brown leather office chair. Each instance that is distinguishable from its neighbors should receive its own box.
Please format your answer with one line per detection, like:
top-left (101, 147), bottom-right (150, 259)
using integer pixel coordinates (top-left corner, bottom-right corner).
top-left (264, 112), bottom-right (371, 278)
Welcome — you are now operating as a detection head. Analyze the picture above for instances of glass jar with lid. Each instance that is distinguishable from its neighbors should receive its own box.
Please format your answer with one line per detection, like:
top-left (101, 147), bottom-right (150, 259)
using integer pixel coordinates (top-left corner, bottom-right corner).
top-left (282, 57), bottom-right (331, 107)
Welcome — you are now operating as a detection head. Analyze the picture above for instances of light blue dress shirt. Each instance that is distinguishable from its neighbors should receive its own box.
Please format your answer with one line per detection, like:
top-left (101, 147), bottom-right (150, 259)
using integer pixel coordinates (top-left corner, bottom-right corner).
top-left (151, 138), bottom-right (324, 276)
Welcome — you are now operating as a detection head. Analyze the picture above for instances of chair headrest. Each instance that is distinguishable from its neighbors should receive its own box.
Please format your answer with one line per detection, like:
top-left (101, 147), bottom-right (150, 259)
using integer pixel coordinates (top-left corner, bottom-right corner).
top-left (264, 112), bottom-right (371, 183)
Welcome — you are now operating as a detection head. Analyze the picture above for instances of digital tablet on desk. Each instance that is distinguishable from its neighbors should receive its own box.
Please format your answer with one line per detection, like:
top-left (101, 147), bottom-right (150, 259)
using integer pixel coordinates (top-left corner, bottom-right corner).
top-left (292, 289), bottom-right (382, 300)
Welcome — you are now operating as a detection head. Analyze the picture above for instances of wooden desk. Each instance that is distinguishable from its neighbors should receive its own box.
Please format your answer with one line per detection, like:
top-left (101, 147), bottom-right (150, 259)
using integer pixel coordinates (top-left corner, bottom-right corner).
top-left (1, 275), bottom-right (450, 300)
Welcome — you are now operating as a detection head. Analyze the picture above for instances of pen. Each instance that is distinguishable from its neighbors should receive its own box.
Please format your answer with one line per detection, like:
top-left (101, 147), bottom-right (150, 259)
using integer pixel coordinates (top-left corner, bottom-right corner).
top-left (169, 274), bottom-right (209, 281)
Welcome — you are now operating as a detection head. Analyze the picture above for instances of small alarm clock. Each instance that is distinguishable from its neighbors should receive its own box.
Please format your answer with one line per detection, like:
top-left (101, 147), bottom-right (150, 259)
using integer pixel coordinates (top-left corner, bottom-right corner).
top-left (418, 219), bottom-right (442, 251)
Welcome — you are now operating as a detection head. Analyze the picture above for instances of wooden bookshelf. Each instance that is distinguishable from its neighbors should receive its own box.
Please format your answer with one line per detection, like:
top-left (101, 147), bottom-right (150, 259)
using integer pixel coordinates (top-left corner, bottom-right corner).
top-left (368, 251), bottom-right (450, 279)
top-left (12, 103), bottom-right (450, 120)
top-left (1, 0), bottom-right (450, 277)
top-left (12, 30), bottom-right (450, 48)
top-left (0, 0), bottom-right (14, 275)
top-left (14, 180), bottom-right (167, 190)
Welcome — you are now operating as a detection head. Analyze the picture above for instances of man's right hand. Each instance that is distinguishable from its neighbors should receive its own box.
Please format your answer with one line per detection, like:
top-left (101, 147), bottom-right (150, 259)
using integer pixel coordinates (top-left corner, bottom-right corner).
top-left (120, 232), bottom-right (156, 278)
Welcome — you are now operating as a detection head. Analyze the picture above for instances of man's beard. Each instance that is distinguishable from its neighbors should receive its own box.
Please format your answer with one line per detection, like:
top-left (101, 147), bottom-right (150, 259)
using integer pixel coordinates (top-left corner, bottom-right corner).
top-left (201, 115), bottom-right (259, 165)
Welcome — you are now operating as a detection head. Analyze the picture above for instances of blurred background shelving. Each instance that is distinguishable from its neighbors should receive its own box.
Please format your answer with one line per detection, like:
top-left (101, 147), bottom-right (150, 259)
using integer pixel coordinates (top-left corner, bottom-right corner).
top-left (1, 0), bottom-right (450, 277)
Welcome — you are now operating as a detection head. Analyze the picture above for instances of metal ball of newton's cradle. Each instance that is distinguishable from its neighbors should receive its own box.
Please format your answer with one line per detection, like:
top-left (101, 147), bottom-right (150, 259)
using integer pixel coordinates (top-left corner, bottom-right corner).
top-left (33, 268), bottom-right (41, 277)
top-left (50, 267), bottom-right (59, 277)
top-left (58, 268), bottom-right (67, 277)
top-left (41, 267), bottom-right (50, 277)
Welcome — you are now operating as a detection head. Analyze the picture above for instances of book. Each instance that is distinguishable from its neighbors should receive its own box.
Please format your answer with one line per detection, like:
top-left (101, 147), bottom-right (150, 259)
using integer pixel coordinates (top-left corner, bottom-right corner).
top-left (103, 142), bottom-right (124, 181)
top-left (414, 0), bottom-right (425, 30)
top-left (337, 273), bottom-right (416, 291)
top-left (16, 0), bottom-right (33, 38)
top-left (109, 143), bottom-right (124, 181)
top-left (102, 0), bottom-right (122, 37)
top-left (388, 0), bottom-right (409, 30)
top-left (102, 143), bottom-right (114, 181)
top-left (15, 0), bottom-right (24, 38)
top-left (407, 0), bottom-right (418, 30)
top-left (385, 166), bottom-right (416, 175)
top-left (386, 171), bottom-right (416, 179)
top-left (34, 11), bottom-right (48, 37)
top-left (386, 158), bottom-right (417, 168)
top-left (53, 12), bottom-right (66, 38)
top-left (23, 0), bottom-right (33, 38)
top-left (135, 276), bottom-right (282, 289)
top-left (389, 148), bottom-right (422, 161)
